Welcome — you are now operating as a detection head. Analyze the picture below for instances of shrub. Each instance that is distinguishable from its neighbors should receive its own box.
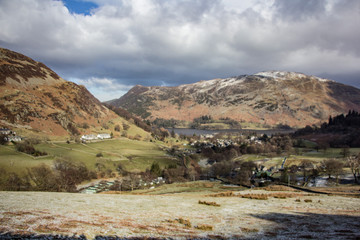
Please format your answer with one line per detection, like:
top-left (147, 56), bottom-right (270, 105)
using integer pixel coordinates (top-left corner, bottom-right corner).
top-left (150, 162), bottom-right (162, 177)
top-left (78, 123), bottom-right (89, 129)
top-left (67, 123), bottom-right (80, 136)
top-left (15, 142), bottom-right (47, 156)
top-left (198, 200), bottom-right (220, 207)
top-left (304, 199), bottom-right (312, 203)
top-left (241, 227), bottom-right (259, 233)
top-left (96, 152), bottom-right (103, 157)
top-left (176, 218), bottom-right (192, 228)
top-left (195, 224), bottom-right (213, 231)
top-left (114, 124), bottom-right (121, 132)
top-left (54, 159), bottom-right (92, 192)
top-left (240, 193), bottom-right (268, 200)
top-left (209, 191), bottom-right (234, 197)
top-left (123, 123), bottom-right (130, 131)
top-left (134, 134), bottom-right (142, 141)
top-left (27, 164), bottom-right (58, 191)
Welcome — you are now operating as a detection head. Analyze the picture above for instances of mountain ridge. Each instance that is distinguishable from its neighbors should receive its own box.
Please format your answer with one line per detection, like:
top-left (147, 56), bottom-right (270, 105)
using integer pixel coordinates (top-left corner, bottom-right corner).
top-left (0, 47), bottom-right (148, 139)
top-left (109, 71), bottom-right (360, 128)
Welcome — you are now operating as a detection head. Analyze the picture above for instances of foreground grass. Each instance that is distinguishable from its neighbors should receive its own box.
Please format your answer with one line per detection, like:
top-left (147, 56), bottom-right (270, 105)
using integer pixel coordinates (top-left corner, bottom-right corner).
top-left (1, 186), bottom-right (359, 239)
top-left (126, 181), bottom-right (247, 195)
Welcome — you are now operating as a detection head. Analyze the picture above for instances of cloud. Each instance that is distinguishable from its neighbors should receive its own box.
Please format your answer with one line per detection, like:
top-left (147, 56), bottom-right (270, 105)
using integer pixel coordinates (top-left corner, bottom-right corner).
top-left (0, 0), bottom-right (359, 101)
top-left (71, 77), bottom-right (133, 101)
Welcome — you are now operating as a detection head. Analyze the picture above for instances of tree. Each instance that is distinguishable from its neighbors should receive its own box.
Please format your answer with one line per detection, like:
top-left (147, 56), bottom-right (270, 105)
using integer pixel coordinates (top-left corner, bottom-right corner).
top-left (171, 129), bottom-right (176, 138)
top-left (0, 134), bottom-right (7, 145)
top-left (236, 161), bottom-right (256, 185)
top-left (5, 172), bottom-right (29, 191)
top-left (27, 164), bottom-right (58, 191)
top-left (53, 159), bottom-right (91, 192)
top-left (299, 159), bottom-right (313, 185)
top-left (340, 147), bottom-right (350, 158)
top-left (347, 155), bottom-right (360, 183)
top-left (321, 159), bottom-right (344, 184)
top-left (150, 162), bottom-right (162, 177)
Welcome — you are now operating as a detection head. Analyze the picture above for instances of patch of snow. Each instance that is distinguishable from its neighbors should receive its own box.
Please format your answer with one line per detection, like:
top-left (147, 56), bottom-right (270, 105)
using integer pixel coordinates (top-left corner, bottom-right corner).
top-left (255, 71), bottom-right (332, 83)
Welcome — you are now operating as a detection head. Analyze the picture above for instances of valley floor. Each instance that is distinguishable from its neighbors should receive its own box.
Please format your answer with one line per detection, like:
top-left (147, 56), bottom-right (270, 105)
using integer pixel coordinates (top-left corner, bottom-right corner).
top-left (1, 186), bottom-right (360, 239)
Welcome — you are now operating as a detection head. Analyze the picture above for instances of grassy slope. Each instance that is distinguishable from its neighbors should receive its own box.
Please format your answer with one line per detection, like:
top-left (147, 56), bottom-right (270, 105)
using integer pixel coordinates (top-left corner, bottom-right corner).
top-left (0, 139), bottom-right (176, 175)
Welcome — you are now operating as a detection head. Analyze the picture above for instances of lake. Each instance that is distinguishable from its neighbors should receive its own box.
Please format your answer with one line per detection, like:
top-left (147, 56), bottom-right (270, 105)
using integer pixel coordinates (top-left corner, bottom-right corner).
top-left (166, 128), bottom-right (295, 136)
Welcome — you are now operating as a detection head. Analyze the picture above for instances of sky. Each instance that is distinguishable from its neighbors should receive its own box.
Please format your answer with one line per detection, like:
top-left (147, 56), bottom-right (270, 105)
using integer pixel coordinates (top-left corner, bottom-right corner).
top-left (0, 0), bottom-right (359, 101)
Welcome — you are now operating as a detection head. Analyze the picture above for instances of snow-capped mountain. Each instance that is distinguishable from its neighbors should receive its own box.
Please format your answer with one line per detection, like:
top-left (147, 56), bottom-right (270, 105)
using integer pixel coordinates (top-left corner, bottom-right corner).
top-left (109, 71), bottom-right (360, 128)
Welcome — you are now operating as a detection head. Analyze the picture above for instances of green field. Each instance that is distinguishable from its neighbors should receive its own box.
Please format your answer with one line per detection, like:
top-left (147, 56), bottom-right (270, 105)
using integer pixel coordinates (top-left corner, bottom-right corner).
top-left (236, 147), bottom-right (360, 170)
top-left (0, 138), bottom-right (177, 175)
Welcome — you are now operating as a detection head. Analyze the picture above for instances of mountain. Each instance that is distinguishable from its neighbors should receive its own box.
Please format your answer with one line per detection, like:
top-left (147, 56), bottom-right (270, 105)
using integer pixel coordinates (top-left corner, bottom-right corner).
top-left (109, 71), bottom-right (360, 128)
top-left (0, 47), bottom-right (148, 139)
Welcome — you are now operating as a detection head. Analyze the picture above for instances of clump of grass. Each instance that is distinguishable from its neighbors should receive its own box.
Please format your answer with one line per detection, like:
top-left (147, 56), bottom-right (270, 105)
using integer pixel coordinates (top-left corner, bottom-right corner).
top-left (304, 199), bottom-right (312, 203)
top-left (208, 191), bottom-right (234, 197)
top-left (176, 218), bottom-right (192, 228)
top-left (198, 200), bottom-right (221, 207)
top-left (295, 199), bottom-right (301, 202)
top-left (241, 227), bottom-right (259, 233)
top-left (34, 224), bottom-right (60, 233)
top-left (195, 224), bottom-right (213, 231)
top-left (263, 185), bottom-right (299, 192)
top-left (271, 193), bottom-right (295, 199)
top-left (240, 194), bottom-right (268, 200)
top-left (273, 195), bottom-right (287, 199)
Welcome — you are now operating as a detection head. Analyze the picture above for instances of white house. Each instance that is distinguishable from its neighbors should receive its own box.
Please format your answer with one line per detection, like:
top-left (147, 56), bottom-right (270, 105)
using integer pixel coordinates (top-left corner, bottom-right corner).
top-left (81, 134), bottom-right (97, 141)
top-left (0, 128), bottom-right (11, 135)
top-left (6, 136), bottom-right (22, 142)
top-left (97, 133), bottom-right (111, 139)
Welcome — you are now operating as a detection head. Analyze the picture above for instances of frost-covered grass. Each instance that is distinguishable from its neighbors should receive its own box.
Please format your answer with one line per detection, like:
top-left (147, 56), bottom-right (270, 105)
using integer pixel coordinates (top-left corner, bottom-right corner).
top-left (1, 186), bottom-right (359, 239)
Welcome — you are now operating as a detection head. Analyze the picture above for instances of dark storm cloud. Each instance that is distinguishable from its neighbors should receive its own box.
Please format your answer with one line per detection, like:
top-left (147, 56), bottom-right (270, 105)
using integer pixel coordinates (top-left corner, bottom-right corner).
top-left (273, 0), bottom-right (327, 21)
top-left (0, 0), bottom-right (359, 101)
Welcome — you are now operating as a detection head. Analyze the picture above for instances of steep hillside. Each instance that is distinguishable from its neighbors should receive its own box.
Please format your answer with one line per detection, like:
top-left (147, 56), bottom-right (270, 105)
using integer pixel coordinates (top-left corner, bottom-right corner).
top-left (110, 71), bottom-right (360, 128)
top-left (0, 47), bottom-right (149, 139)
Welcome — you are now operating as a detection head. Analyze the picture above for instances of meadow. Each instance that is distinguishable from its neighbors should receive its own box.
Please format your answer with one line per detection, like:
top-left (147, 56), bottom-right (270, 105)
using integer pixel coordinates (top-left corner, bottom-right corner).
top-left (0, 138), bottom-right (176, 176)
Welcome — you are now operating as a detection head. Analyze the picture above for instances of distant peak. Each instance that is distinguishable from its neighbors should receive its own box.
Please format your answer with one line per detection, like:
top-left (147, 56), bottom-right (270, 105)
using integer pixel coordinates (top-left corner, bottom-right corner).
top-left (254, 71), bottom-right (331, 82)
top-left (254, 71), bottom-right (306, 78)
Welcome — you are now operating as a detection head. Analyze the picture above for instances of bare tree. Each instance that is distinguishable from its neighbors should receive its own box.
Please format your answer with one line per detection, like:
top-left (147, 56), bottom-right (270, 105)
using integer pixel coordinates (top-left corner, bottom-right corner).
top-left (27, 164), bottom-right (58, 191)
top-left (299, 159), bottom-right (313, 185)
top-left (321, 159), bottom-right (344, 184)
top-left (347, 154), bottom-right (360, 183)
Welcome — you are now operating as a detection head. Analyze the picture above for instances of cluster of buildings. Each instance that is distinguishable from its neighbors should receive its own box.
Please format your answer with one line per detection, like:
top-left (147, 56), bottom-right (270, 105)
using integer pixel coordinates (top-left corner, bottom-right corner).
top-left (0, 128), bottom-right (22, 142)
top-left (191, 138), bottom-right (234, 149)
top-left (81, 177), bottom-right (166, 194)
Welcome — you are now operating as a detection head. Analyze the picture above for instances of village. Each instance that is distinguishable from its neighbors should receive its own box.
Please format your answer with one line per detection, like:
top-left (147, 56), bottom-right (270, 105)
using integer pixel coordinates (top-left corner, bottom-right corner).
top-left (0, 128), bottom-right (22, 142)
top-left (80, 177), bottom-right (166, 194)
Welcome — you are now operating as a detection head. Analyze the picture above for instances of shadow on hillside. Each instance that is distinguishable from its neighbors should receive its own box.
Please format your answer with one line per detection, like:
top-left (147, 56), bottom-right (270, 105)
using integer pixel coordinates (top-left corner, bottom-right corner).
top-left (250, 212), bottom-right (360, 239)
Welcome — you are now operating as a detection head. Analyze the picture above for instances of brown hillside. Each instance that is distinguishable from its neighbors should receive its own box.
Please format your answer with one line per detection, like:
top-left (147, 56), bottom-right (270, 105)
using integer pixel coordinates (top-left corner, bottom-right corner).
top-left (110, 71), bottom-right (360, 128)
top-left (0, 47), bottom-right (146, 139)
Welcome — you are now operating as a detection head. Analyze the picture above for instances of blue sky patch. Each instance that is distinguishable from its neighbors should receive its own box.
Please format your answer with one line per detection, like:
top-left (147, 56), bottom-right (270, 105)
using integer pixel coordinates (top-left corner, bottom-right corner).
top-left (62, 0), bottom-right (98, 15)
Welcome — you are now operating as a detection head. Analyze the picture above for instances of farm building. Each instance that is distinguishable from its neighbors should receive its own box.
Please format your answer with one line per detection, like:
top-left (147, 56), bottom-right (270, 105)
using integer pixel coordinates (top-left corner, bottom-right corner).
top-left (81, 134), bottom-right (97, 141)
top-left (97, 133), bottom-right (111, 139)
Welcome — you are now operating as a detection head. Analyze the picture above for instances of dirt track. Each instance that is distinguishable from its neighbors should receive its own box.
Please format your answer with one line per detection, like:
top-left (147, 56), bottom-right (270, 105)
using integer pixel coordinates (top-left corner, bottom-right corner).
top-left (1, 189), bottom-right (360, 239)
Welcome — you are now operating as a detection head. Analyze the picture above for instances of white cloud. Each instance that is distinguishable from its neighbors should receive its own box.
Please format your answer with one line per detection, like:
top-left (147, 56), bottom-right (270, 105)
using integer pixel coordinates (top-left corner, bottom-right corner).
top-left (71, 77), bottom-right (133, 101)
top-left (0, 0), bottom-right (359, 101)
